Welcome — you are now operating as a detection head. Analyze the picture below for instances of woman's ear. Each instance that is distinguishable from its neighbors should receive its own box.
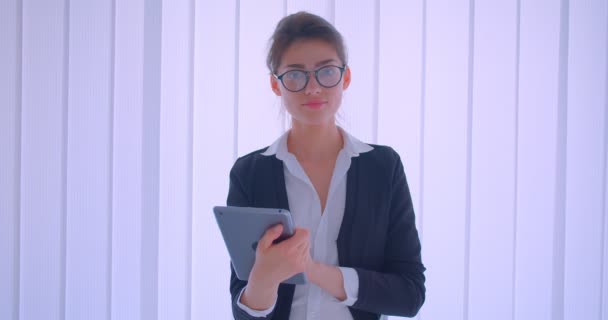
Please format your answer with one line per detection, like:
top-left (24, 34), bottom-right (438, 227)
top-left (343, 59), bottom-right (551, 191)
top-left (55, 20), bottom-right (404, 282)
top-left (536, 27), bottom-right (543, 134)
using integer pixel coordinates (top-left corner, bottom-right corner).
top-left (342, 66), bottom-right (351, 90)
top-left (270, 75), bottom-right (282, 96)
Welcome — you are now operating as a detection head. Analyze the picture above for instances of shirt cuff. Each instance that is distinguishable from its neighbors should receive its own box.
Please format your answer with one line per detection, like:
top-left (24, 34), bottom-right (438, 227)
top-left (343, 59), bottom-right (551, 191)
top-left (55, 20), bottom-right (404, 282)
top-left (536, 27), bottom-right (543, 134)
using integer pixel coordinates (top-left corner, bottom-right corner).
top-left (236, 286), bottom-right (276, 317)
top-left (338, 267), bottom-right (359, 306)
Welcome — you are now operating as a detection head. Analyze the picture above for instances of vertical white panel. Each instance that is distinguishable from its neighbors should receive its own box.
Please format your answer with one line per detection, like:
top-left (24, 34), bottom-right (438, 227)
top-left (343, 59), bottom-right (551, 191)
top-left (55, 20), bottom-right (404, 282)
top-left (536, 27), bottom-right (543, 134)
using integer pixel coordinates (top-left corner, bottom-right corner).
top-left (191, 0), bottom-right (236, 319)
top-left (377, 0), bottom-right (424, 230)
top-left (467, 1), bottom-right (518, 320)
top-left (604, 201), bottom-right (608, 319)
top-left (334, 0), bottom-right (376, 143)
top-left (286, 0), bottom-right (332, 22)
top-left (64, 0), bottom-right (114, 319)
top-left (237, 1), bottom-right (284, 156)
top-left (19, 0), bottom-right (68, 319)
top-left (563, 0), bottom-right (607, 319)
top-left (0, 1), bottom-right (20, 320)
top-left (111, 0), bottom-right (144, 319)
top-left (141, 0), bottom-right (162, 318)
top-left (515, 0), bottom-right (561, 319)
top-left (604, 139), bottom-right (608, 320)
top-left (158, 0), bottom-right (193, 318)
top-left (419, 0), bottom-right (470, 319)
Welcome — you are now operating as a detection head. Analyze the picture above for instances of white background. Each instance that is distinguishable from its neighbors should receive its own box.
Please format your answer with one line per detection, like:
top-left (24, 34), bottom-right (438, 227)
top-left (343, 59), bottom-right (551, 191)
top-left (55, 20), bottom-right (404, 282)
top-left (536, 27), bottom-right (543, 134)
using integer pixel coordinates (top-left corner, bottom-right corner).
top-left (1, 0), bottom-right (607, 319)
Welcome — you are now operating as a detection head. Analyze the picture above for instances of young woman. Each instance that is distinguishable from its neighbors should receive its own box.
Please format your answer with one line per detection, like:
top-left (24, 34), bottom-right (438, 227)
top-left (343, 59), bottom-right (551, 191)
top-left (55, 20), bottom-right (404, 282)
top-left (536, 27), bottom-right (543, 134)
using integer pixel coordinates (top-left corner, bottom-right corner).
top-left (227, 11), bottom-right (425, 320)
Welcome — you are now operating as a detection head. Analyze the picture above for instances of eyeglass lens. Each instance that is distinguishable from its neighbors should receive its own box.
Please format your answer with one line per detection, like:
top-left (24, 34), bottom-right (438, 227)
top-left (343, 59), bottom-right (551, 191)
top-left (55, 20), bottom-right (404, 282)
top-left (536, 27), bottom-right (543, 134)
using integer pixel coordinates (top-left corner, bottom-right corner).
top-left (280, 66), bottom-right (343, 92)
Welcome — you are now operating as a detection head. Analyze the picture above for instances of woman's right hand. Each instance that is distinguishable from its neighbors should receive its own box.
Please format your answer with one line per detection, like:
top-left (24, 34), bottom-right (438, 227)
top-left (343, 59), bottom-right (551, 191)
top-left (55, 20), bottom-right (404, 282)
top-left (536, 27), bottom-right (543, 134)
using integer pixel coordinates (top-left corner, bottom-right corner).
top-left (239, 224), bottom-right (311, 310)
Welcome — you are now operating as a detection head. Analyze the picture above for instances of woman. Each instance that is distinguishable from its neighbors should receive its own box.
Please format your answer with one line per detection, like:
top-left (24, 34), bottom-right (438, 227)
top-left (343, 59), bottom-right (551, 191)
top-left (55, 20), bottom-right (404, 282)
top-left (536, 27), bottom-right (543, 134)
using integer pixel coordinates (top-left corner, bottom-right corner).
top-left (227, 11), bottom-right (425, 320)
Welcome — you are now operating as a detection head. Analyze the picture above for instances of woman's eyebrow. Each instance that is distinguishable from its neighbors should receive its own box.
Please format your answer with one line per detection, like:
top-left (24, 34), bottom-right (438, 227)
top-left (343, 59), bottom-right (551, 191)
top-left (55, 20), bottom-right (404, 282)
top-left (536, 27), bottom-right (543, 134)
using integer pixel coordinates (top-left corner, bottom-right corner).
top-left (285, 63), bottom-right (306, 69)
top-left (315, 59), bottom-right (337, 67)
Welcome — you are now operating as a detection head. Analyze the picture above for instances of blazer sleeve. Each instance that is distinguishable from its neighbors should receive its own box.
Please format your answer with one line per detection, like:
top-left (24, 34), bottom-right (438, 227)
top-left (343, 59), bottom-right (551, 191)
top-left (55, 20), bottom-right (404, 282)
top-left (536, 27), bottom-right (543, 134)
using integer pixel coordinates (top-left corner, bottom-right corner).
top-left (227, 161), bottom-right (277, 320)
top-left (351, 154), bottom-right (426, 317)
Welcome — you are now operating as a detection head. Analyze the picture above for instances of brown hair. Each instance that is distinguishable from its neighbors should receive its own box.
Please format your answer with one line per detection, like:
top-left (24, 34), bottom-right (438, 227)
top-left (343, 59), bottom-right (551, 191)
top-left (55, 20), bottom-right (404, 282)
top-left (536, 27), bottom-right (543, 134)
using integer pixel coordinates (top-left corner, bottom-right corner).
top-left (266, 11), bottom-right (348, 74)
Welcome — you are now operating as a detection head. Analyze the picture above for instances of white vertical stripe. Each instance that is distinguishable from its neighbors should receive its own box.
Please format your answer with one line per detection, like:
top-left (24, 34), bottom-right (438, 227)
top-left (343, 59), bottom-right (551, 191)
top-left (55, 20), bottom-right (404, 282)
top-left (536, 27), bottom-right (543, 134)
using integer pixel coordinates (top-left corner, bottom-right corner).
top-left (191, 1), bottom-right (237, 319)
top-left (511, 1), bottom-right (521, 319)
top-left (0, 1), bottom-right (21, 319)
top-left (186, 0), bottom-right (194, 317)
top-left (157, 0), bottom-right (194, 318)
top-left (417, 2), bottom-right (427, 319)
top-left (420, 0), bottom-right (470, 318)
top-left (515, 0), bottom-right (561, 319)
top-left (463, 0), bottom-right (475, 318)
top-left (418, 0), bottom-right (427, 250)
top-left (140, 0), bottom-right (162, 319)
top-left (64, 0), bottom-right (113, 318)
top-left (60, 1), bottom-right (69, 319)
top-left (563, 0), bottom-right (607, 319)
top-left (334, 0), bottom-right (376, 143)
top-left (376, 0), bottom-right (424, 241)
top-left (552, 0), bottom-right (569, 319)
top-left (468, 1), bottom-right (518, 320)
top-left (107, 1), bottom-right (116, 318)
top-left (236, 0), bottom-right (284, 156)
top-left (602, 39), bottom-right (608, 318)
top-left (603, 5), bottom-right (608, 317)
top-left (233, 0), bottom-right (240, 161)
top-left (371, 0), bottom-right (379, 144)
top-left (14, 0), bottom-right (22, 316)
top-left (19, 1), bottom-right (69, 319)
top-left (111, 0), bottom-right (144, 319)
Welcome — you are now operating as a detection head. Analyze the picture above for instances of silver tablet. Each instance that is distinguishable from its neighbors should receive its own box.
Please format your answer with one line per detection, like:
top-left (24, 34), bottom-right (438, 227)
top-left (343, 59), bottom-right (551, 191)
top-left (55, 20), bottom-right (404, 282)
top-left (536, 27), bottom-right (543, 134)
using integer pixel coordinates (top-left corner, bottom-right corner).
top-left (213, 206), bottom-right (307, 285)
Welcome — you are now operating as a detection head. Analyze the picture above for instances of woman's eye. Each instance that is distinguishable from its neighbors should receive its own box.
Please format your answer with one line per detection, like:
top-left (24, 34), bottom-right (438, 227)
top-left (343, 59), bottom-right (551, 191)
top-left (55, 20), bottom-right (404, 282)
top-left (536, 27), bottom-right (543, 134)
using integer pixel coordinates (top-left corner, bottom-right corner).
top-left (286, 71), bottom-right (305, 80)
top-left (319, 67), bottom-right (336, 76)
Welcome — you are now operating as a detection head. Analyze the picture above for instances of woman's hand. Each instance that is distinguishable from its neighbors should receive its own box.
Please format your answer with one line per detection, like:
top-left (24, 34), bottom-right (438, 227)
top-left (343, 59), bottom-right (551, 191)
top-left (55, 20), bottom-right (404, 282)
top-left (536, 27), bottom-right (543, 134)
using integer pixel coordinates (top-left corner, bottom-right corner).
top-left (305, 261), bottom-right (347, 302)
top-left (251, 224), bottom-right (311, 286)
top-left (240, 224), bottom-right (311, 310)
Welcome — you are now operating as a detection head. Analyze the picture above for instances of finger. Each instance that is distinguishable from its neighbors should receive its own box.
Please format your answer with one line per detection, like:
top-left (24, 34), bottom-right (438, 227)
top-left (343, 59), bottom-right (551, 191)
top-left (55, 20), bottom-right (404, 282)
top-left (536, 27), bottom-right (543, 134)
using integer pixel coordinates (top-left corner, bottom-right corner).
top-left (292, 228), bottom-right (310, 244)
top-left (297, 241), bottom-right (311, 269)
top-left (258, 224), bottom-right (283, 249)
top-left (291, 235), bottom-right (310, 257)
top-left (300, 239), bottom-right (310, 256)
top-left (296, 234), bottom-right (309, 250)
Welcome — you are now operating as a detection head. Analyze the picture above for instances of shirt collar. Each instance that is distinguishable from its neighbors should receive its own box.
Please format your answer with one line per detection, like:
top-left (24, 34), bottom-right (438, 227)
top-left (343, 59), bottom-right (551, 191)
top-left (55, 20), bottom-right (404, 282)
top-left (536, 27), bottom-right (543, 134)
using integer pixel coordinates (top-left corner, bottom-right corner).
top-left (261, 127), bottom-right (373, 159)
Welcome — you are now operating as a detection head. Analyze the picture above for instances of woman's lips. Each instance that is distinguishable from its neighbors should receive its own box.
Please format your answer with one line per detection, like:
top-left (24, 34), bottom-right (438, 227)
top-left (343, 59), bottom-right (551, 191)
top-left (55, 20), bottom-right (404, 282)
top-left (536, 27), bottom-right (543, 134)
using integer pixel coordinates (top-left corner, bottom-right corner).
top-left (303, 100), bottom-right (327, 109)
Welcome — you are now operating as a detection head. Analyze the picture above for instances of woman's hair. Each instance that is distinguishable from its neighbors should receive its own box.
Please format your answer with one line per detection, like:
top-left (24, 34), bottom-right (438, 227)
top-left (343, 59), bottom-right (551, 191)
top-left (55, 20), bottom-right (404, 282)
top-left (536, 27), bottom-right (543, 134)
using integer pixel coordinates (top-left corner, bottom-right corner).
top-left (266, 11), bottom-right (348, 74)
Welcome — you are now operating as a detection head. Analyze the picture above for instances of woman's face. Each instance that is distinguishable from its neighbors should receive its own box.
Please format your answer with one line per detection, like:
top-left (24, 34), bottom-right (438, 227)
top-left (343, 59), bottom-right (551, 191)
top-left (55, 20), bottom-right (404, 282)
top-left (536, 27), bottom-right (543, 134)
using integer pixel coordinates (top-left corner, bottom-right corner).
top-left (270, 39), bottom-right (351, 127)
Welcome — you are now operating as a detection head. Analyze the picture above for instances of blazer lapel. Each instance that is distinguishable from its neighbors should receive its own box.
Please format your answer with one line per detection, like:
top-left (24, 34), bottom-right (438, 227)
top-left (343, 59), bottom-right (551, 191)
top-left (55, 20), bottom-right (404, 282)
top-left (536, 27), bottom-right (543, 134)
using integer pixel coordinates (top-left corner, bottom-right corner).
top-left (337, 156), bottom-right (358, 266)
top-left (271, 156), bottom-right (290, 210)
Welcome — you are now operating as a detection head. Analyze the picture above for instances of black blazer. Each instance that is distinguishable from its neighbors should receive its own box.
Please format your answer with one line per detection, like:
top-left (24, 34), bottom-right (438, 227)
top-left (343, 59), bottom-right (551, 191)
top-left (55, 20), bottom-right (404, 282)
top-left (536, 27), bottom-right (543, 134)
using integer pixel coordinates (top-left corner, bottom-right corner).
top-left (227, 144), bottom-right (426, 320)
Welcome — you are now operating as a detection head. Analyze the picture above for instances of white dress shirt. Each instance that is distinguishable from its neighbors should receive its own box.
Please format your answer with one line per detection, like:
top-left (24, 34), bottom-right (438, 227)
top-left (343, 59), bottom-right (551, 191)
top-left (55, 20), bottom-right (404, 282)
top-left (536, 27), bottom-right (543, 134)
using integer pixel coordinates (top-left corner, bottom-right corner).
top-left (237, 127), bottom-right (374, 320)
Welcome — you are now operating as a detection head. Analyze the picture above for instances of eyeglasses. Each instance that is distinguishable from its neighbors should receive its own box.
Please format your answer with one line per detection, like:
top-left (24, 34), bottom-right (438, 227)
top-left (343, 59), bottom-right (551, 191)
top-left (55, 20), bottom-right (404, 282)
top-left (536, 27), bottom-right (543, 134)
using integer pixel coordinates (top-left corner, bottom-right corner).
top-left (273, 65), bottom-right (346, 92)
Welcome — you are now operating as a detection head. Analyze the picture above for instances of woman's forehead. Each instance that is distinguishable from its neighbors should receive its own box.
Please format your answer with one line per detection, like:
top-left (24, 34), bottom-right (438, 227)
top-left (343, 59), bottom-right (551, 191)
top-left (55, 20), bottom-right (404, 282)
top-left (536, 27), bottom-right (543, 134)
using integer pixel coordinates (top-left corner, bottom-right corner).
top-left (280, 39), bottom-right (340, 69)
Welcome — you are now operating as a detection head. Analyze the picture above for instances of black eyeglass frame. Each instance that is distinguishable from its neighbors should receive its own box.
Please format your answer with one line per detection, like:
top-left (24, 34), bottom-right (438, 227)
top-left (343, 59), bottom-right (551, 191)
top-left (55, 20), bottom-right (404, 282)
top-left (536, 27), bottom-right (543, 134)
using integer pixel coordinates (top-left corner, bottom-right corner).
top-left (273, 65), bottom-right (347, 92)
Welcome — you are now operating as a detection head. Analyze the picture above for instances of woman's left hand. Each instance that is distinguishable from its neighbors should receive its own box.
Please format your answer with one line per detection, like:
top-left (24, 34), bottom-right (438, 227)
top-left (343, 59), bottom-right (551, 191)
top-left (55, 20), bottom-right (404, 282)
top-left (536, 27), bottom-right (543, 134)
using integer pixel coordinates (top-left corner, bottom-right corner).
top-left (305, 261), bottom-right (347, 301)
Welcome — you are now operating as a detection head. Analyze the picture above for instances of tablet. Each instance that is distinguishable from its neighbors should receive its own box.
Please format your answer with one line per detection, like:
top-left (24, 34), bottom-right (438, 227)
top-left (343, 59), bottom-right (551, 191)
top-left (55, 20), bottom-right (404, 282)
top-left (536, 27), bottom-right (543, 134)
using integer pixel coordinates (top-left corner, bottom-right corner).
top-left (213, 206), bottom-right (307, 285)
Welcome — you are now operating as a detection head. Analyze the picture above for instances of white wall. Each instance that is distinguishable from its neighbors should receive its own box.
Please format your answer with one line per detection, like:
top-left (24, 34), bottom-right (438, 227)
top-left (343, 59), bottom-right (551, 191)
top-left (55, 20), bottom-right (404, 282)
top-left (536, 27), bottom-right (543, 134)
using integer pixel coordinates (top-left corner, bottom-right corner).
top-left (1, 0), bottom-right (607, 320)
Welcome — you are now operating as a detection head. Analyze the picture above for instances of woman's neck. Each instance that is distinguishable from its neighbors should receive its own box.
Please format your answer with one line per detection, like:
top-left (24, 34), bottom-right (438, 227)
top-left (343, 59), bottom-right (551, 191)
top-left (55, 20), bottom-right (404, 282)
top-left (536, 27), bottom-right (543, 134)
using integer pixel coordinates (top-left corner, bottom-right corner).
top-left (287, 121), bottom-right (343, 162)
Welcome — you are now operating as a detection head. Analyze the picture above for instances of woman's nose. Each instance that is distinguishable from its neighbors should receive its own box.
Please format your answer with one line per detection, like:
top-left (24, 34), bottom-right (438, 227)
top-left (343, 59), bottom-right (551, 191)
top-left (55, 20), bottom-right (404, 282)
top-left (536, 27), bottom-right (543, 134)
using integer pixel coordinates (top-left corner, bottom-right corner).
top-left (304, 73), bottom-right (322, 95)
